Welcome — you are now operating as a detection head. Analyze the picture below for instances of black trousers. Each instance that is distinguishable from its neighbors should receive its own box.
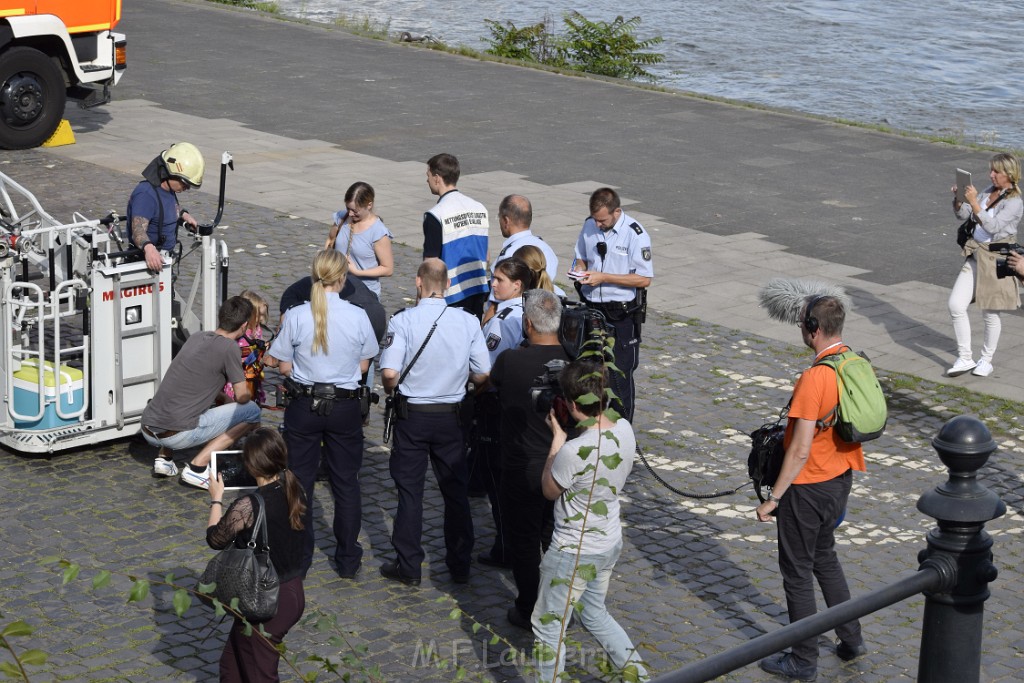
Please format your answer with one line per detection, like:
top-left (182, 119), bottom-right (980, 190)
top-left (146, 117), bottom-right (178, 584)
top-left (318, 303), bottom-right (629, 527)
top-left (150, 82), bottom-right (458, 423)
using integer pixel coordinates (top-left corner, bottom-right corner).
top-left (500, 467), bottom-right (554, 617)
top-left (219, 577), bottom-right (304, 682)
top-left (776, 469), bottom-right (862, 666)
top-left (472, 392), bottom-right (506, 560)
top-left (389, 410), bottom-right (474, 578)
top-left (283, 396), bottom-right (364, 575)
top-left (606, 315), bottom-right (641, 422)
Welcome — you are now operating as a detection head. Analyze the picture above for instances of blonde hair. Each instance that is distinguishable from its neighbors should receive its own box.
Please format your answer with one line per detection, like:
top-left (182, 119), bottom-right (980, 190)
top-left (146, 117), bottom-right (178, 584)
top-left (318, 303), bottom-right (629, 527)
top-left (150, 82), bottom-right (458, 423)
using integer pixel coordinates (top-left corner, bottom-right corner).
top-left (238, 289), bottom-right (268, 330)
top-left (310, 249), bottom-right (348, 355)
top-left (514, 245), bottom-right (553, 292)
top-left (990, 153), bottom-right (1021, 199)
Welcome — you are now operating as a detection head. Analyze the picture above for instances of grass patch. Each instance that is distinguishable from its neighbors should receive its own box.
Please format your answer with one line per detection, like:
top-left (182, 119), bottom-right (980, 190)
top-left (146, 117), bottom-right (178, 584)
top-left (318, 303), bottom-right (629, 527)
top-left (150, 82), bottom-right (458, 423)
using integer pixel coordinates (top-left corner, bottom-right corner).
top-left (207, 0), bottom-right (279, 13)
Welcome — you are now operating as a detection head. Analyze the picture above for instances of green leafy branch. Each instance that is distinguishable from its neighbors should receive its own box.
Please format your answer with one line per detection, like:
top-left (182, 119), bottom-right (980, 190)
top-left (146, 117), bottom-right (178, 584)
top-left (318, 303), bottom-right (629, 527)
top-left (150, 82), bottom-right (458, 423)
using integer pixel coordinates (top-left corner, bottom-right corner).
top-left (39, 557), bottom-right (383, 682)
top-left (485, 11), bottom-right (664, 82)
top-left (0, 616), bottom-right (46, 682)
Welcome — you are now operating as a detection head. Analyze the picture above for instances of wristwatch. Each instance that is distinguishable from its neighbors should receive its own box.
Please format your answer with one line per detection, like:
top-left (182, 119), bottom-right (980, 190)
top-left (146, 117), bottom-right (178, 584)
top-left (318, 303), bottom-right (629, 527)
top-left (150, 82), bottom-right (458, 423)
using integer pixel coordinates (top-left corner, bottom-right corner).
top-left (768, 493), bottom-right (782, 504)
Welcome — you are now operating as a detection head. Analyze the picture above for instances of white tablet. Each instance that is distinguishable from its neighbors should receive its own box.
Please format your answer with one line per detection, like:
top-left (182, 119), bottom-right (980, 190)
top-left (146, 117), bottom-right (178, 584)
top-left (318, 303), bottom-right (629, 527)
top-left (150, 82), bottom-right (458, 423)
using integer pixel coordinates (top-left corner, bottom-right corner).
top-left (210, 450), bottom-right (258, 491)
top-left (956, 168), bottom-right (972, 203)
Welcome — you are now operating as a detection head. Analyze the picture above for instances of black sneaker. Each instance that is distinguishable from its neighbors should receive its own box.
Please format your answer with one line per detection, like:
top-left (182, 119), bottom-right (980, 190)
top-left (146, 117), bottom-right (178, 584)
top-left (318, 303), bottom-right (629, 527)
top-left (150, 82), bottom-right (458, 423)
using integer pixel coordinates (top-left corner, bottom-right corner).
top-left (379, 561), bottom-right (420, 587)
top-left (759, 653), bottom-right (816, 681)
top-left (835, 640), bottom-right (867, 661)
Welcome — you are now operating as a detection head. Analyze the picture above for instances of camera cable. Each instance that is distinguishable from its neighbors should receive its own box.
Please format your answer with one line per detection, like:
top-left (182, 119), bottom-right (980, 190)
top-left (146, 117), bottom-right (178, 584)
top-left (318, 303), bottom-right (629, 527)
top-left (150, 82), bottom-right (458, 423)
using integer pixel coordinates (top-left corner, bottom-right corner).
top-left (634, 444), bottom-right (751, 499)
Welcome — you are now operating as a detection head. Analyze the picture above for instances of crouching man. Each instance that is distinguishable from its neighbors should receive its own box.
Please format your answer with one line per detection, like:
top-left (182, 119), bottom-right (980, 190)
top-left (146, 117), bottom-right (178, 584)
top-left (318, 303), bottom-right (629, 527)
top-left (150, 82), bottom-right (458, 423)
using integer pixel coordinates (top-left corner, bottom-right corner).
top-left (142, 296), bottom-right (262, 488)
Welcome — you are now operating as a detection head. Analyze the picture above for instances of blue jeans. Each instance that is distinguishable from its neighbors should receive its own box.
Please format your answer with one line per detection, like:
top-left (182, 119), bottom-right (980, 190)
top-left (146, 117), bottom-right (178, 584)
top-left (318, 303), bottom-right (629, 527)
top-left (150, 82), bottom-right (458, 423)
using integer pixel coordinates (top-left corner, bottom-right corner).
top-left (530, 540), bottom-right (647, 682)
top-left (142, 401), bottom-right (261, 452)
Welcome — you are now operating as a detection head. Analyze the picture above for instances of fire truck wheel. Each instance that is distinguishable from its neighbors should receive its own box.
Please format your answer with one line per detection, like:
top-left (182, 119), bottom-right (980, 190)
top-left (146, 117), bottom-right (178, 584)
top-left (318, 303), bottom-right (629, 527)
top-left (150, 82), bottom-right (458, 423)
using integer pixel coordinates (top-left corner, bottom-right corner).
top-left (0, 47), bottom-right (66, 150)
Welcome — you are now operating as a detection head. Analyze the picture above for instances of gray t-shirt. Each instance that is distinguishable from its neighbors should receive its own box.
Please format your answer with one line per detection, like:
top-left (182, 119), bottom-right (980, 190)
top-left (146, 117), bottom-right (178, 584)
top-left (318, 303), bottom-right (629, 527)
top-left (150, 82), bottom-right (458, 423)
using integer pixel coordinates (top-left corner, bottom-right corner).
top-left (549, 419), bottom-right (636, 555)
top-left (141, 331), bottom-right (245, 431)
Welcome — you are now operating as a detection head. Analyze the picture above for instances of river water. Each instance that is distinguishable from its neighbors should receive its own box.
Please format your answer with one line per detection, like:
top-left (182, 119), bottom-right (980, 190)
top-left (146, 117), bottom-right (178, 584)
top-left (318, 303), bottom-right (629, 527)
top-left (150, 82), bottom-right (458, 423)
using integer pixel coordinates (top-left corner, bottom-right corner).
top-left (276, 0), bottom-right (1023, 150)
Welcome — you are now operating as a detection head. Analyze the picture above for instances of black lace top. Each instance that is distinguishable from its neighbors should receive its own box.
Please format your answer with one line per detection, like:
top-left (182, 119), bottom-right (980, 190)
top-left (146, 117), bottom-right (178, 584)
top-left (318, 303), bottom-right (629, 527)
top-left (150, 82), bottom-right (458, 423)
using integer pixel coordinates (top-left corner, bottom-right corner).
top-left (206, 482), bottom-right (305, 583)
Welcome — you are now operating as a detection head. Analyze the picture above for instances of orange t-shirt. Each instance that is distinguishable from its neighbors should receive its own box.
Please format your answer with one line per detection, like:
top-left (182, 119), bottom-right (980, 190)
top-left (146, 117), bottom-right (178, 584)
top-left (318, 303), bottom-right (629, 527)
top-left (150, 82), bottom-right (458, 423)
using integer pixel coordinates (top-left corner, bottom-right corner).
top-left (785, 347), bottom-right (866, 485)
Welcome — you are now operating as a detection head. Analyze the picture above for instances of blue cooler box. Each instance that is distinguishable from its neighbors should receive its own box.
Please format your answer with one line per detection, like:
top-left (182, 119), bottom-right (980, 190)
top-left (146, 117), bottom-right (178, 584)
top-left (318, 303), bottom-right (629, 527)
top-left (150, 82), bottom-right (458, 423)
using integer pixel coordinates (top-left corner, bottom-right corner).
top-left (13, 360), bottom-right (85, 429)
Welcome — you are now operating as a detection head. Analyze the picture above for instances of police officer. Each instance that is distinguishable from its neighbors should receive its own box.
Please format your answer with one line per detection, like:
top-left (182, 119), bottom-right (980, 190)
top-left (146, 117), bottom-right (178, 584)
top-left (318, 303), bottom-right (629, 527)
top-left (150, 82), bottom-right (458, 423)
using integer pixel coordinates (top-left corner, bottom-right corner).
top-left (127, 142), bottom-right (204, 273)
top-left (265, 250), bottom-right (379, 578)
top-left (573, 187), bottom-right (654, 422)
top-left (378, 258), bottom-right (491, 586)
top-left (474, 256), bottom-right (532, 566)
top-left (422, 153), bottom-right (490, 318)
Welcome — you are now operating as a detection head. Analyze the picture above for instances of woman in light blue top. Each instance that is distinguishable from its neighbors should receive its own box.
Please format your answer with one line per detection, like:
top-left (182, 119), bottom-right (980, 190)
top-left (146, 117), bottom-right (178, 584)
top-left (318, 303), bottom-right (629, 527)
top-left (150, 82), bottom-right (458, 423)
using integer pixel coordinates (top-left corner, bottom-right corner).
top-left (326, 181), bottom-right (394, 299)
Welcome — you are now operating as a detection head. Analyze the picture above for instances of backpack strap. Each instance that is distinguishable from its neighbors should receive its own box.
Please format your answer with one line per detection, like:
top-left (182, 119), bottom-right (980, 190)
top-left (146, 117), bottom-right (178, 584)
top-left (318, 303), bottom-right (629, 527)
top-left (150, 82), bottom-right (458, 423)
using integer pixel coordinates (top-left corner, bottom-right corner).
top-left (811, 349), bottom-right (856, 431)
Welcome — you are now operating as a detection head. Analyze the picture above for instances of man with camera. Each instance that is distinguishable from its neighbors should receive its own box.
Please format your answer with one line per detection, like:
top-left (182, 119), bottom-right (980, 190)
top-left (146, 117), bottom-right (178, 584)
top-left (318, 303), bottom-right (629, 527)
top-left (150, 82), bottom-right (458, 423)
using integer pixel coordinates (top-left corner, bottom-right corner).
top-left (754, 295), bottom-right (867, 681)
top-left (378, 258), bottom-right (491, 586)
top-left (488, 289), bottom-right (571, 628)
top-left (573, 187), bottom-right (653, 422)
top-left (532, 358), bottom-right (647, 681)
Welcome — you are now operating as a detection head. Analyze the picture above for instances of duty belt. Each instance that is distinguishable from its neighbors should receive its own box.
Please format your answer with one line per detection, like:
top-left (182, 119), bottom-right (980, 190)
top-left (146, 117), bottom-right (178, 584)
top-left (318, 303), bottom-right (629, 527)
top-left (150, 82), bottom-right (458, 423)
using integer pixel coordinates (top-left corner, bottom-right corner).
top-left (407, 402), bottom-right (460, 413)
top-left (294, 385), bottom-right (360, 400)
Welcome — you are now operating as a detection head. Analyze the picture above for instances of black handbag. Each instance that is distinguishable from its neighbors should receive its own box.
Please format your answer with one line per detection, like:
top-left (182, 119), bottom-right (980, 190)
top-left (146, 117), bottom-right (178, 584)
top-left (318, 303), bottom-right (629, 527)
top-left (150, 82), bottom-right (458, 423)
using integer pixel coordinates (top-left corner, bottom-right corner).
top-left (201, 492), bottom-right (280, 622)
top-left (957, 189), bottom-right (1009, 248)
top-left (956, 218), bottom-right (976, 248)
top-left (747, 404), bottom-right (788, 503)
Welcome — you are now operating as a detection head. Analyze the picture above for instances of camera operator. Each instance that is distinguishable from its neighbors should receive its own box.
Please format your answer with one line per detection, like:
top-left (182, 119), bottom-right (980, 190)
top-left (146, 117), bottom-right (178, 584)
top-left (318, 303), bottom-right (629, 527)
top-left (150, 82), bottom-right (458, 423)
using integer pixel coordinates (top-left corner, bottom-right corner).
top-left (489, 289), bottom-right (571, 629)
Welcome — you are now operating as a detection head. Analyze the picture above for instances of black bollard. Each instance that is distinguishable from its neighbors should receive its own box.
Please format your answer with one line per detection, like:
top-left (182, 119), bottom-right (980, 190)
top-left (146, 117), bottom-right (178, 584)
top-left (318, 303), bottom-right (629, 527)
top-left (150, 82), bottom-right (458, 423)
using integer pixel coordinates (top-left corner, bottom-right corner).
top-left (916, 415), bottom-right (1005, 683)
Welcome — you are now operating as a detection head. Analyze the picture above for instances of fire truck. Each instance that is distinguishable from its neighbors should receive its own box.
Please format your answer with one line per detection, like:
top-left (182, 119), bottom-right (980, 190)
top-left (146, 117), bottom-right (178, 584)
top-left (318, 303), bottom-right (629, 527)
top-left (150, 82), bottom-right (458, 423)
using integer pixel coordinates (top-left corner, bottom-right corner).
top-left (0, 0), bottom-right (126, 148)
top-left (0, 154), bottom-right (232, 454)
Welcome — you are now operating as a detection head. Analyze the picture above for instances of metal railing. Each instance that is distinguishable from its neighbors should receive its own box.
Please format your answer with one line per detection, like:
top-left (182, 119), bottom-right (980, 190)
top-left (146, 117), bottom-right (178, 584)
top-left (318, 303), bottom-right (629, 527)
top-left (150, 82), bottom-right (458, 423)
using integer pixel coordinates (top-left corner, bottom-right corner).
top-left (652, 414), bottom-right (1006, 683)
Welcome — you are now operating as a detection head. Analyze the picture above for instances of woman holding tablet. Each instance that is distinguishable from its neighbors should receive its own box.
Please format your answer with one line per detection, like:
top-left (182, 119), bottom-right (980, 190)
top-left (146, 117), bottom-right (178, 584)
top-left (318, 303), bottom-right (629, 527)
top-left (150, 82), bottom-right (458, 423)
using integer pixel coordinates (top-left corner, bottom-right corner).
top-left (266, 250), bottom-right (379, 577)
top-left (948, 152), bottom-right (1023, 377)
top-left (206, 428), bottom-right (306, 681)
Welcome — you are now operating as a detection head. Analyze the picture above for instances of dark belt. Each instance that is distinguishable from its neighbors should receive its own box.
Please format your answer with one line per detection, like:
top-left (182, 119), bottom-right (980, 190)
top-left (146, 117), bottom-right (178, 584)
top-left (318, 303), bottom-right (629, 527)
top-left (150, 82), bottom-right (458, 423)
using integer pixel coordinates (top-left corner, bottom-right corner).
top-left (142, 425), bottom-right (180, 439)
top-left (586, 300), bottom-right (631, 314)
top-left (407, 402), bottom-right (459, 413)
top-left (294, 385), bottom-right (360, 400)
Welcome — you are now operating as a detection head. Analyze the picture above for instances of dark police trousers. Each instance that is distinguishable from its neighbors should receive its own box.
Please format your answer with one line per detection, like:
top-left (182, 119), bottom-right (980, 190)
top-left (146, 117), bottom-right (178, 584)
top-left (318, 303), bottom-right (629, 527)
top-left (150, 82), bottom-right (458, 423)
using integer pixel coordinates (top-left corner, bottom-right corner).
top-left (607, 315), bottom-right (641, 422)
top-left (389, 408), bottom-right (474, 579)
top-left (283, 395), bottom-right (364, 576)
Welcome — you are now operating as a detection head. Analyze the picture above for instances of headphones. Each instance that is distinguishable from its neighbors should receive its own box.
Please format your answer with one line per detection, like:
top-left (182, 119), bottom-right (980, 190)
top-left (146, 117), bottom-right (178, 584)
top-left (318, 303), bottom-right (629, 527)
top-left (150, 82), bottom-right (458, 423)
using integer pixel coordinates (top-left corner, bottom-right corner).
top-left (803, 295), bottom-right (823, 334)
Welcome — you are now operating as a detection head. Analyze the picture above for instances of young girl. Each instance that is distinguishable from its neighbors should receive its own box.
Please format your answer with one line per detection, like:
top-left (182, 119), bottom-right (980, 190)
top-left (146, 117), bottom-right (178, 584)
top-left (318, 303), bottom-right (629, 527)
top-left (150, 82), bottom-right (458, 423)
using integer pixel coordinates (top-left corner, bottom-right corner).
top-left (224, 290), bottom-right (269, 404)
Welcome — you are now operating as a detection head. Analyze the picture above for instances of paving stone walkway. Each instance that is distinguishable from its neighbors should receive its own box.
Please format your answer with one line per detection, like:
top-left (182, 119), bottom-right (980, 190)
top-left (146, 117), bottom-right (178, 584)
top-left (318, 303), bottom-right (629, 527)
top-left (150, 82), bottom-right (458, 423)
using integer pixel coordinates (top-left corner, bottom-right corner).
top-left (0, 150), bottom-right (1021, 682)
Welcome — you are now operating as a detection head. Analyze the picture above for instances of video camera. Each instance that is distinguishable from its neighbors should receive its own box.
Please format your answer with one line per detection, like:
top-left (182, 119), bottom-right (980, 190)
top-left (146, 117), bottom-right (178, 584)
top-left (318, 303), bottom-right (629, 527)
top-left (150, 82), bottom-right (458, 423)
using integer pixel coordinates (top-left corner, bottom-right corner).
top-left (990, 242), bottom-right (1024, 279)
top-left (528, 302), bottom-right (615, 429)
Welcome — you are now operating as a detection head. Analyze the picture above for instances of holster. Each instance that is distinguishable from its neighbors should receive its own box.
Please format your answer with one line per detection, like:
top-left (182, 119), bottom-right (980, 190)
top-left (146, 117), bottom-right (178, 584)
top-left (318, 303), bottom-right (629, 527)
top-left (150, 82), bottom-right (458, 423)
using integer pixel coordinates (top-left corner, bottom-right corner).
top-left (358, 384), bottom-right (379, 420)
top-left (310, 382), bottom-right (337, 416)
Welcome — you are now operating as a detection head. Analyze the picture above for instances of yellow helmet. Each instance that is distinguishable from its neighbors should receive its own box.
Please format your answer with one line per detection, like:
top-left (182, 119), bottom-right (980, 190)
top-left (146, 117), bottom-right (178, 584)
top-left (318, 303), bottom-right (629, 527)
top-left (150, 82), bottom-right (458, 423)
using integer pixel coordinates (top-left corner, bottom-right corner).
top-left (161, 142), bottom-right (205, 188)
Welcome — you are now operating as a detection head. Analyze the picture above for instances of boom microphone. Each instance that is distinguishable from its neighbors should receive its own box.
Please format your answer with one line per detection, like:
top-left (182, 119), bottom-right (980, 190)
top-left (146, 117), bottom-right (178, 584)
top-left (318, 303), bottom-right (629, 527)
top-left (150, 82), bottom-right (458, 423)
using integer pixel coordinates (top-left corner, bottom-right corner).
top-left (758, 278), bottom-right (851, 324)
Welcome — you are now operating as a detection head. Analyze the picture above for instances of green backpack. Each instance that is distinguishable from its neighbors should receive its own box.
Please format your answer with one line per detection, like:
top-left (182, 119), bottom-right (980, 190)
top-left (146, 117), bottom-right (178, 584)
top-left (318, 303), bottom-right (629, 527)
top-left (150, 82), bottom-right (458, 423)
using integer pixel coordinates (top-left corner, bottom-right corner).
top-left (813, 350), bottom-right (887, 442)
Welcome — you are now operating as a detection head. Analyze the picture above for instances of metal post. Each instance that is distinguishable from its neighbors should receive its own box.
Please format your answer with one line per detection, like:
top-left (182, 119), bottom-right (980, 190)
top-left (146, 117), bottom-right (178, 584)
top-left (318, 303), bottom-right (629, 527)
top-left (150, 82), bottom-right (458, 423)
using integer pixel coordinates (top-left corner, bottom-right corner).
top-left (916, 415), bottom-right (1005, 683)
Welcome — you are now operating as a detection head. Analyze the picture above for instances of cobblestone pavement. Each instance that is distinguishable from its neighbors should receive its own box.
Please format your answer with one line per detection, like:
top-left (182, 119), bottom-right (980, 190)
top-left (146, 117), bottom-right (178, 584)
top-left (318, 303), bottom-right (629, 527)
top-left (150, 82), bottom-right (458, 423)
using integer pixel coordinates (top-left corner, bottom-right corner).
top-left (0, 150), bottom-right (1022, 682)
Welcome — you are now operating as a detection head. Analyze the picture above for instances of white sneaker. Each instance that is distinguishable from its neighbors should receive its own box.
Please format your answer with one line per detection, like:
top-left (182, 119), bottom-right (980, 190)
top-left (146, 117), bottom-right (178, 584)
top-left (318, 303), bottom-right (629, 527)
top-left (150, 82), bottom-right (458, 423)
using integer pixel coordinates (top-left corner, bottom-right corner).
top-left (180, 465), bottom-right (211, 490)
top-left (152, 457), bottom-right (179, 478)
top-left (946, 358), bottom-right (976, 376)
top-left (972, 360), bottom-right (993, 377)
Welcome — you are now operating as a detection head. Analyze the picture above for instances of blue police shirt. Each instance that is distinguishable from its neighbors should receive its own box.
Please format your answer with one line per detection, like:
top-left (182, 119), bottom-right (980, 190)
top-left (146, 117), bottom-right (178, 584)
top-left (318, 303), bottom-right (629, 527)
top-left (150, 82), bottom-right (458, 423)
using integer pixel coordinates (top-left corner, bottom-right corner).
top-left (574, 210), bottom-right (654, 303)
top-left (379, 297), bottom-right (491, 404)
top-left (271, 297), bottom-right (378, 388)
top-left (482, 297), bottom-right (524, 363)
